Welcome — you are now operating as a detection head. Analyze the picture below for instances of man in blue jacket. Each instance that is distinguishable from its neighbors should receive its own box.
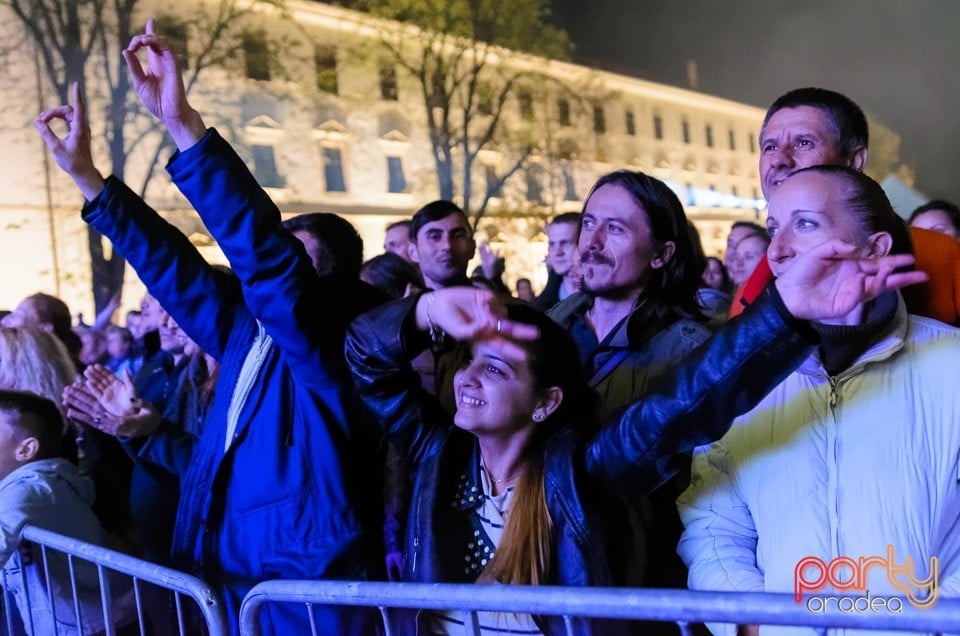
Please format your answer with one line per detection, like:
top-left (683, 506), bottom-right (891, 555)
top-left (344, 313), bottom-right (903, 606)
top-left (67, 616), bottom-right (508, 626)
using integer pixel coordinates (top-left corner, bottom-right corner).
top-left (35, 28), bottom-right (379, 636)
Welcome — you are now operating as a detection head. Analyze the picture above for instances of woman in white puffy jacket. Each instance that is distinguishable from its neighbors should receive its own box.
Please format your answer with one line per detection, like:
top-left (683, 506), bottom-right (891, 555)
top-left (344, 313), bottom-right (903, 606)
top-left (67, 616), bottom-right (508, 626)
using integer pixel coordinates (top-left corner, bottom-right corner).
top-left (678, 166), bottom-right (960, 636)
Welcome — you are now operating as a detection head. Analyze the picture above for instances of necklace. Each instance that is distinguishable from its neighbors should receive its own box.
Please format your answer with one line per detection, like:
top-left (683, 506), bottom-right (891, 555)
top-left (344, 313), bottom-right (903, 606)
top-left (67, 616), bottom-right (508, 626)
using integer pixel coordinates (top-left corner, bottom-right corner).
top-left (481, 457), bottom-right (525, 484)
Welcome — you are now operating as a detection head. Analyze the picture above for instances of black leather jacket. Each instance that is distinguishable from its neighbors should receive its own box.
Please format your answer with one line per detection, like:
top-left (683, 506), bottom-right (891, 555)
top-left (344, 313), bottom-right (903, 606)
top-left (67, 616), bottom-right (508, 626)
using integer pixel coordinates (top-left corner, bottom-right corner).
top-left (345, 287), bottom-right (815, 635)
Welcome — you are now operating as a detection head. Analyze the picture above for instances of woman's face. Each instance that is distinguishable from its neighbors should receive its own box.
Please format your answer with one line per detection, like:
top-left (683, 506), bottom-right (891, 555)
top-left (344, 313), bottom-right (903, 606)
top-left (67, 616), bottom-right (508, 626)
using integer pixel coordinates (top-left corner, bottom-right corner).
top-left (453, 339), bottom-right (543, 438)
top-left (765, 171), bottom-right (873, 278)
top-left (910, 209), bottom-right (959, 240)
top-left (702, 258), bottom-right (726, 290)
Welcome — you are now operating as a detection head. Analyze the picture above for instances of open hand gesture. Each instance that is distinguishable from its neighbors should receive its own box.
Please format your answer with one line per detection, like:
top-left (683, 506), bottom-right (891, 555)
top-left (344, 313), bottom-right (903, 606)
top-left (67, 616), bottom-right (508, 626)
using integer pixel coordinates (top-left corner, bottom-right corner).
top-left (775, 240), bottom-right (927, 321)
top-left (35, 82), bottom-right (105, 200)
top-left (123, 19), bottom-right (205, 150)
top-left (415, 288), bottom-right (538, 356)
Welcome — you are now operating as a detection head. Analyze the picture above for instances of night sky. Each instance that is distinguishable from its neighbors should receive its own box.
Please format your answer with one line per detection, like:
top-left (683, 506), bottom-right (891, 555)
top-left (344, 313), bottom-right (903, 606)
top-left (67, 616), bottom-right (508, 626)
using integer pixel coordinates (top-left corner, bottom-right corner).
top-left (549, 0), bottom-right (960, 204)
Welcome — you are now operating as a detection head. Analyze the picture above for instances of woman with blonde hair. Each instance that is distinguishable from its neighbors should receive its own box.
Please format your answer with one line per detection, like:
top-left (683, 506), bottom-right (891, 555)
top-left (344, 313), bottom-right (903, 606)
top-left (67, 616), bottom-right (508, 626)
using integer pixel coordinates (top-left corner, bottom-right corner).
top-left (0, 326), bottom-right (78, 424)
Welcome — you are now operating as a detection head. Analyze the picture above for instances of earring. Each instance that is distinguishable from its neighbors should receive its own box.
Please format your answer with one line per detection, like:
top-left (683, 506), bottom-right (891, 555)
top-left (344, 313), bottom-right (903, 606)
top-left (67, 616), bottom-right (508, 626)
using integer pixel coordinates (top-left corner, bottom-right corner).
top-left (532, 411), bottom-right (544, 422)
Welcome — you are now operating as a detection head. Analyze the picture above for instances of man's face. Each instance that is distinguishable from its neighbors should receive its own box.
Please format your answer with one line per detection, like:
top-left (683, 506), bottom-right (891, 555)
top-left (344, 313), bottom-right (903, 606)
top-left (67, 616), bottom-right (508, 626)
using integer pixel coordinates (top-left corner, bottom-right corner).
top-left (758, 106), bottom-right (848, 200)
top-left (579, 184), bottom-right (671, 299)
top-left (765, 171), bottom-right (870, 278)
top-left (731, 235), bottom-right (768, 286)
top-left (724, 225), bottom-right (757, 274)
top-left (545, 221), bottom-right (579, 276)
top-left (910, 209), bottom-right (959, 240)
top-left (384, 225), bottom-right (413, 262)
top-left (292, 229), bottom-right (323, 273)
top-left (139, 295), bottom-right (163, 333)
top-left (0, 411), bottom-right (29, 482)
top-left (410, 213), bottom-right (476, 288)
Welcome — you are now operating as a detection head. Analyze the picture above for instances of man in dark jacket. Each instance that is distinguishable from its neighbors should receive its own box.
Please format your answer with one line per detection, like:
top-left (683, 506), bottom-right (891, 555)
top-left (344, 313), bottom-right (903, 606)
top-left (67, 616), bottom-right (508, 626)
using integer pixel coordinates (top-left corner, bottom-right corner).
top-left (36, 35), bottom-right (379, 636)
top-left (534, 212), bottom-right (582, 311)
top-left (547, 170), bottom-right (711, 597)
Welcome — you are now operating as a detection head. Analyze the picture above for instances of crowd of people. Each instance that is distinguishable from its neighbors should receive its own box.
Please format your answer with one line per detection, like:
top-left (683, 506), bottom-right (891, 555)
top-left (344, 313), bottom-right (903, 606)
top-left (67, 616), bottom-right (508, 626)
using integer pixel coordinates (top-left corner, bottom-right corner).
top-left (0, 19), bottom-right (958, 636)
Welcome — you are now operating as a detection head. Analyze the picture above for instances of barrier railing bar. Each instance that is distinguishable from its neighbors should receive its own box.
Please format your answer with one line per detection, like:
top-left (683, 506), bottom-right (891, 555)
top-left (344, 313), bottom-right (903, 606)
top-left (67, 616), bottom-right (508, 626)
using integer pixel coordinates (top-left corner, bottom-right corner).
top-left (20, 526), bottom-right (228, 636)
top-left (16, 545), bottom-right (32, 635)
top-left (38, 544), bottom-right (58, 634)
top-left (132, 577), bottom-right (146, 636)
top-left (174, 590), bottom-right (185, 636)
top-left (2, 571), bottom-right (14, 636)
top-left (67, 554), bottom-right (82, 633)
top-left (96, 562), bottom-right (115, 636)
top-left (238, 580), bottom-right (960, 635)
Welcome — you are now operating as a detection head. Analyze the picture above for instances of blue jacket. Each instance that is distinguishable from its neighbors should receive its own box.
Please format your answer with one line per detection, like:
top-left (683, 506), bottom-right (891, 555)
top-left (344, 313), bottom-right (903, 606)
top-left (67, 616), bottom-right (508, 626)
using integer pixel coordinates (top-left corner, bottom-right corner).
top-left (345, 288), bottom-right (816, 635)
top-left (82, 129), bottom-right (378, 635)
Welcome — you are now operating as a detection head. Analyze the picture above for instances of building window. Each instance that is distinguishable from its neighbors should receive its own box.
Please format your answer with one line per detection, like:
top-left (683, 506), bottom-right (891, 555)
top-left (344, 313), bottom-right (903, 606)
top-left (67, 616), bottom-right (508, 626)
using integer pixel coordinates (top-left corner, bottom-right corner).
top-left (323, 147), bottom-right (347, 192)
top-left (731, 185), bottom-right (740, 207)
top-left (653, 115), bottom-right (663, 140)
top-left (749, 134), bottom-right (756, 154)
top-left (625, 110), bottom-right (636, 136)
top-left (682, 119), bottom-right (691, 144)
top-left (705, 125), bottom-right (714, 148)
top-left (386, 156), bottom-right (406, 193)
top-left (519, 91), bottom-right (533, 120)
top-left (558, 98), bottom-right (571, 127)
top-left (379, 64), bottom-right (398, 101)
top-left (564, 167), bottom-right (578, 201)
top-left (685, 183), bottom-right (696, 206)
top-left (315, 45), bottom-right (338, 94)
top-left (251, 145), bottom-right (284, 188)
top-left (243, 31), bottom-right (270, 81)
top-left (728, 129), bottom-right (736, 151)
top-left (485, 165), bottom-right (502, 198)
top-left (526, 165), bottom-right (545, 204)
top-left (593, 105), bottom-right (606, 134)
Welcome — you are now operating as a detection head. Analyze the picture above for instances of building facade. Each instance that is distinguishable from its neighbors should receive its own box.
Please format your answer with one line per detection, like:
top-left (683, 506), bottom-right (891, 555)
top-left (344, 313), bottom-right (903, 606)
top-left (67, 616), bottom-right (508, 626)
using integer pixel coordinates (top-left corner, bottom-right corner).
top-left (0, 0), bottom-right (770, 315)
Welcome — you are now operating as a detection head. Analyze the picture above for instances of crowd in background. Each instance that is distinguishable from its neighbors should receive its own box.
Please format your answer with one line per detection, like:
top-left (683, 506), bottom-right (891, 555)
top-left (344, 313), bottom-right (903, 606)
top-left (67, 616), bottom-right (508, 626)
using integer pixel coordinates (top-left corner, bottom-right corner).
top-left (0, 19), bottom-right (959, 636)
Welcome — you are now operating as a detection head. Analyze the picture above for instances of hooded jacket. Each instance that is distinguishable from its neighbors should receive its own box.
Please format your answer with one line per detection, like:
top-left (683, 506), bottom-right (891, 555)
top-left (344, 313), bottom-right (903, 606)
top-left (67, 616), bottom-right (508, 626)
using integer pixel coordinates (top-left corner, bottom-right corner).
top-left (0, 458), bottom-right (134, 635)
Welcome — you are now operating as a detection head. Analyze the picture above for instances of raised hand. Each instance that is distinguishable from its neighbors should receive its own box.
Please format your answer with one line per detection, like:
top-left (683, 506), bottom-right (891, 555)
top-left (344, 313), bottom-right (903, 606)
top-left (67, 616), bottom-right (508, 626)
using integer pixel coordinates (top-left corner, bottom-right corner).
top-left (414, 288), bottom-right (539, 356)
top-left (478, 241), bottom-right (499, 279)
top-left (122, 19), bottom-right (205, 150)
top-left (35, 82), bottom-right (105, 201)
top-left (774, 240), bottom-right (927, 321)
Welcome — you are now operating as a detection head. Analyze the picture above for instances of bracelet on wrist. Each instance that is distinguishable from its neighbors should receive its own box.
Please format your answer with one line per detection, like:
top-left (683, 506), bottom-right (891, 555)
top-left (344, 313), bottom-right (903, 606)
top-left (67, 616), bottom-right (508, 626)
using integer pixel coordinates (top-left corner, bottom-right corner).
top-left (425, 292), bottom-right (445, 345)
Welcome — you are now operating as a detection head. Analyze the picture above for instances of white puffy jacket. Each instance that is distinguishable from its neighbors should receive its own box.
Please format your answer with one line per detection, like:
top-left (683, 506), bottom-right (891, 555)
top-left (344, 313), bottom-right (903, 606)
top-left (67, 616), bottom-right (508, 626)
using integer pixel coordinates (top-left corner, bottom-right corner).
top-left (678, 299), bottom-right (960, 636)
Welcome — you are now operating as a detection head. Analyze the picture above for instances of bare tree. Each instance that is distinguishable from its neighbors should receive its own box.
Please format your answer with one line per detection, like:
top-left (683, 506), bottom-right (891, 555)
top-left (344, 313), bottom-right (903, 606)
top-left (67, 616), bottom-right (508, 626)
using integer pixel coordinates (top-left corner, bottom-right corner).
top-left (366, 0), bottom-right (570, 229)
top-left (4, 0), bottom-right (282, 312)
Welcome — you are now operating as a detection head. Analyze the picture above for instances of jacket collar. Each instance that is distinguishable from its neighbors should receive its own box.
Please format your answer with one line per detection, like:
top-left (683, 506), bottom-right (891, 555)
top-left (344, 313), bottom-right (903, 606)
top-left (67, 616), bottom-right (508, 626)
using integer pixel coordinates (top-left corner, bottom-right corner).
top-left (451, 442), bottom-right (484, 512)
top-left (799, 292), bottom-right (908, 380)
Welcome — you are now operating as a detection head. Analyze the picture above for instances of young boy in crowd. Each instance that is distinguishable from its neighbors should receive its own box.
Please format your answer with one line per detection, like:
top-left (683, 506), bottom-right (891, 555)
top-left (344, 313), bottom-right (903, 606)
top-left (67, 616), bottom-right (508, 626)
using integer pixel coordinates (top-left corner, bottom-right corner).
top-left (0, 390), bottom-right (134, 635)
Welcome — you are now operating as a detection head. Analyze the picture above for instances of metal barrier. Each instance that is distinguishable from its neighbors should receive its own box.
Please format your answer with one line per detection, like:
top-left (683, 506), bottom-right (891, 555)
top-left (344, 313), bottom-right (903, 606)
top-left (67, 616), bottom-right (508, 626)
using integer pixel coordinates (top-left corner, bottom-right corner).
top-left (0, 525), bottom-right (228, 636)
top-left (239, 580), bottom-right (960, 636)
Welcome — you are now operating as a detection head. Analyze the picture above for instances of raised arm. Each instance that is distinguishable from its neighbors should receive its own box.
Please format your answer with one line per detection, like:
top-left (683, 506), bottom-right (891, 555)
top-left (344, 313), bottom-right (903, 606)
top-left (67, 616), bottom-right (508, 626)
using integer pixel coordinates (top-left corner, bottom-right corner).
top-left (35, 83), bottom-right (242, 361)
top-left (585, 244), bottom-right (926, 495)
top-left (124, 23), bottom-right (363, 386)
top-left (345, 288), bottom-right (535, 465)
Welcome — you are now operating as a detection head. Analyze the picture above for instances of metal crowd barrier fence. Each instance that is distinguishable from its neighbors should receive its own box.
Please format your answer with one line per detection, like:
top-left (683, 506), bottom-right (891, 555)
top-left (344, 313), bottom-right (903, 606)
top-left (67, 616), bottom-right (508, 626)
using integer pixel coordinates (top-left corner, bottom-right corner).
top-left (239, 580), bottom-right (960, 636)
top-left (1, 525), bottom-right (228, 636)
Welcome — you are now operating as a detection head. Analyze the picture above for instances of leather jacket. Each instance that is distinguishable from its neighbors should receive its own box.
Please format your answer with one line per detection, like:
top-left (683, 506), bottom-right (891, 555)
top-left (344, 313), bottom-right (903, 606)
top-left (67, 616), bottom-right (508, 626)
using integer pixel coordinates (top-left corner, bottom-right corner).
top-left (345, 287), bottom-right (816, 635)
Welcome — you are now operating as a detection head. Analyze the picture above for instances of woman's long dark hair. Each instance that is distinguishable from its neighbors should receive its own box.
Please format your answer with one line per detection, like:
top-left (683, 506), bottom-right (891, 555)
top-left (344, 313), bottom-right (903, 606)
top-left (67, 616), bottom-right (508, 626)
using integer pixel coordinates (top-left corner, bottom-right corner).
top-left (477, 303), bottom-right (597, 586)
